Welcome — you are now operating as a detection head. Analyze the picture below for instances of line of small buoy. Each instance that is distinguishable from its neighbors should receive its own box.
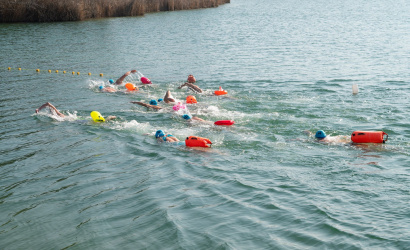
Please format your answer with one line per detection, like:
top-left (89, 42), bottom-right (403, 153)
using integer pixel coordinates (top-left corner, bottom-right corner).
top-left (5, 67), bottom-right (105, 77)
top-left (4, 67), bottom-right (183, 82)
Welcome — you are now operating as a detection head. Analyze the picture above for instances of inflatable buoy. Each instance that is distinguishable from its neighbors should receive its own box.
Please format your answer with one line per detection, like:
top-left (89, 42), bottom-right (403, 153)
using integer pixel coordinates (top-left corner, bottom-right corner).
top-left (214, 86), bottom-right (228, 96)
top-left (90, 111), bottom-right (105, 122)
top-left (141, 77), bottom-right (151, 84)
top-left (185, 136), bottom-right (212, 148)
top-left (214, 120), bottom-right (235, 126)
top-left (351, 131), bottom-right (388, 143)
top-left (352, 84), bottom-right (359, 95)
top-left (186, 95), bottom-right (197, 104)
top-left (125, 83), bottom-right (137, 91)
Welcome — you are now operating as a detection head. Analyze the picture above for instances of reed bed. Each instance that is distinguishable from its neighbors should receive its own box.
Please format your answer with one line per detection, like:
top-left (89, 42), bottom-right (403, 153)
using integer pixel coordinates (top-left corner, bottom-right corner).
top-left (0, 0), bottom-right (230, 22)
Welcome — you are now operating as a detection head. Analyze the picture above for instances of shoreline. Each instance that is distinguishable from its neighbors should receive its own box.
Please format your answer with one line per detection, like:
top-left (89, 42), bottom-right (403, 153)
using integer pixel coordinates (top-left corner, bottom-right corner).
top-left (0, 0), bottom-right (230, 23)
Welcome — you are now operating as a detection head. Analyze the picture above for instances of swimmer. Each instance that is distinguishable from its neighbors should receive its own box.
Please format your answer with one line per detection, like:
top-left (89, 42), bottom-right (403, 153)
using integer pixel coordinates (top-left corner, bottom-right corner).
top-left (155, 130), bottom-right (179, 142)
top-left (115, 69), bottom-right (138, 85)
top-left (99, 85), bottom-right (117, 93)
top-left (36, 102), bottom-right (116, 121)
top-left (36, 102), bottom-right (65, 117)
top-left (163, 90), bottom-right (177, 103)
top-left (131, 99), bottom-right (163, 110)
top-left (308, 130), bottom-right (351, 144)
top-left (182, 114), bottom-right (210, 123)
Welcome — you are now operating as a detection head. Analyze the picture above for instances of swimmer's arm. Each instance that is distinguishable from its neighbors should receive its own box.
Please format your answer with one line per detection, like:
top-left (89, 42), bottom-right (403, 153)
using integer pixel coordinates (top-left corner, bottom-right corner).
top-left (106, 116), bottom-right (116, 121)
top-left (131, 101), bottom-right (162, 110)
top-left (115, 71), bottom-right (131, 85)
top-left (303, 130), bottom-right (313, 136)
top-left (188, 83), bottom-right (203, 93)
top-left (178, 83), bottom-right (187, 89)
top-left (36, 102), bottom-right (65, 117)
top-left (192, 116), bottom-right (211, 123)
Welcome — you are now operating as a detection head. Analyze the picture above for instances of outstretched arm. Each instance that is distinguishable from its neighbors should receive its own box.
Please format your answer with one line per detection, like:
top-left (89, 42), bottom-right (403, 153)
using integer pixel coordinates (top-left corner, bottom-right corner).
top-left (115, 71), bottom-right (130, 85)
top-left (106, 115), bottom-right (117, 121)
top-left (115, 69), bottom-right (137, 85)
top-left (178, 82), bottom-right (187, 89)
top-left (192, 116), bottom-right (208, 123)
top-left (36, 102), bottom-right (65, 117)
top-left (131, 101), bottom-right (162, 110)
top-left (180, 82), bottom-right (202, 93)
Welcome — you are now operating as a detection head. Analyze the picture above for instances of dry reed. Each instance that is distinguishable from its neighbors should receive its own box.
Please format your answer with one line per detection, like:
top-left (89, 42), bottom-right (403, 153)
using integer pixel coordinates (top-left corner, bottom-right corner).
top-left (0, 0), bottom-right (230, 22)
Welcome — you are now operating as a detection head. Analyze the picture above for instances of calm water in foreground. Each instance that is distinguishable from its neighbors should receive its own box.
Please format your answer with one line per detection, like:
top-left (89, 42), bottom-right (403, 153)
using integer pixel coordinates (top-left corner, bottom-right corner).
top-left (1, 0), bottom-right (409, 249)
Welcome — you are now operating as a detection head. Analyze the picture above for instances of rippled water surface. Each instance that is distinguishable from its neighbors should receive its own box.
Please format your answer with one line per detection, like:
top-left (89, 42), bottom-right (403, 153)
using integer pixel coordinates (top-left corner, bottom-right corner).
top-left (1, 0), bottom-right (409, 249)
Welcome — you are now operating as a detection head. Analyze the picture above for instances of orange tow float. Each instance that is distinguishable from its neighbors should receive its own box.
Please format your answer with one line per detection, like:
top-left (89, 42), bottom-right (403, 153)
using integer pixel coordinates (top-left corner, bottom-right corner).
top-left (125, 83), bottom-right (138, 91)
top-left (186, 95), bottom-right (197, 104)
top-left (351, 131), bottom-right (388, 143)
top-left (185, 136), bottom-right (212, 148)
top-left (214, 86), bottom-right (228, 96)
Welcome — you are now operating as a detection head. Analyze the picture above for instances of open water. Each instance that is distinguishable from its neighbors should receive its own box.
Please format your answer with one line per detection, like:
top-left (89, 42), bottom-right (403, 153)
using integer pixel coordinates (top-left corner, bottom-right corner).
top-left (1, 0), bottom-right (409, 249)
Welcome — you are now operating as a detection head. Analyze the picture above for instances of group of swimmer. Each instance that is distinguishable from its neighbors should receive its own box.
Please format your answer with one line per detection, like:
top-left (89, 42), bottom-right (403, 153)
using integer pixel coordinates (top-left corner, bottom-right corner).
top-left (36, 69), bottom-right (388, 147)
top-left (36, 71), bottom-right (214, 146)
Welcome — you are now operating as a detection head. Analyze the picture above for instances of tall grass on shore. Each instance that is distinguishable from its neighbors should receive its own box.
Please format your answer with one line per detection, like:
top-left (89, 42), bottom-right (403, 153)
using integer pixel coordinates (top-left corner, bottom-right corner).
top-left (0, 0), bottom-right (230, 22)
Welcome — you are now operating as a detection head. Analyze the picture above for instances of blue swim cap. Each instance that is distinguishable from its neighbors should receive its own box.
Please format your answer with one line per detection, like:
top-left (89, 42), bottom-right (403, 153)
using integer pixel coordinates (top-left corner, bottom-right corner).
top-left (182, 114), bottom-right (192, 120)
top-left (109, 79), bottom-right (114, 84)
top-left (155, 130), bottom-right (165, 138)
top-left (150, 99), bottom-right (158, 106)
top-left (315, 130), bottom-right (326, 139)
top-left (99, 86), bottom-right (104, 90)
top-left (158, 98), bottom-right (163, 102)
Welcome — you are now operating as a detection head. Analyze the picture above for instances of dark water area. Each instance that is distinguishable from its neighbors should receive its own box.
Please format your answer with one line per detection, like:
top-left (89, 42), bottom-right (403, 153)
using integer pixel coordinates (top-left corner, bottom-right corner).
top-left (1, 0), bottom-right (409, 249)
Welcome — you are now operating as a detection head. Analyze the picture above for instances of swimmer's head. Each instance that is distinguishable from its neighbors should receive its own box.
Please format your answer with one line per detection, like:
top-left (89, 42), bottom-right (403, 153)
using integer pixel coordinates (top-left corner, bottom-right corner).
top-left (99, 86), bottom-right (104, 90)
top-left (157, 98), bottom-right (163, 102)
top-left (187, 74), bottom-right (196, 83)
top-left (149, 100), bottom-right (158, 106)
top-left (315, 130), bottom-right (326, 139)
top-left (182, 114), bottom-right (192, 120)
top-left (155, 130), bottom-right (165, 138)
top-left (109, 79), bottom-right (114, 84)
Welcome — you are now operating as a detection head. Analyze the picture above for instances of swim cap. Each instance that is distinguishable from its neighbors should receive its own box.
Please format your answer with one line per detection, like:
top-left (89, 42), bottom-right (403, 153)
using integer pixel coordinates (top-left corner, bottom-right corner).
top-left (109, 79), bottom-right (114, 84)
top-left (150, 99), bottom-right (158, 106)
top-left (99, 86), bottom-right (104, 90)
top-left (158, 98), bottom-right (163, 102)
top-left (155, 130), bottom-right (165, 138)
top-left (182, 114), bottom-right (192, 120)
top-left (315, 130), bottom-right (327, 139)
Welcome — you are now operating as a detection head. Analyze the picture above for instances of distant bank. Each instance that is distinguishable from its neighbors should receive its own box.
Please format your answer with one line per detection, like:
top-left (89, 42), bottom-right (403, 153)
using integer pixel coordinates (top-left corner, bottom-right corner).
top-left (0, 0), bottom-right (230, 22)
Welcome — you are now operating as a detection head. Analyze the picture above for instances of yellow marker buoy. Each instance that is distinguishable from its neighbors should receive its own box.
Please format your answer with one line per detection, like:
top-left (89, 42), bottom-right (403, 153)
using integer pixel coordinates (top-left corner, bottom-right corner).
top-left (99, 73), bottom-right (103, 77)
top-left (88, 72), bottom-right (91, 76)
top-left (48, 70), bottom-right (52, 73)
top-left (8, 67), bottom-right (11, 70)
top-left (90, 111), bottom-right (105, 122)
top-left (72, 71), bottom-right (75, 75)
top-left (55, 70), bottom-right (59, 73)
top-left (18, 68), bottom-right (21, 71)
top-left (77, 72), bottom-right (80, 75)
top-left (36, 69), bottom-right (40, 72)
top-left (63, 71), bottom-right (66, 74)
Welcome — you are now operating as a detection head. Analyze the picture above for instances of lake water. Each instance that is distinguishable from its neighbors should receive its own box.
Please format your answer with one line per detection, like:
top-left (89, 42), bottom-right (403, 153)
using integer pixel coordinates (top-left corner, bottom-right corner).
top-left (1, 0), bottom-right (409, 249)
